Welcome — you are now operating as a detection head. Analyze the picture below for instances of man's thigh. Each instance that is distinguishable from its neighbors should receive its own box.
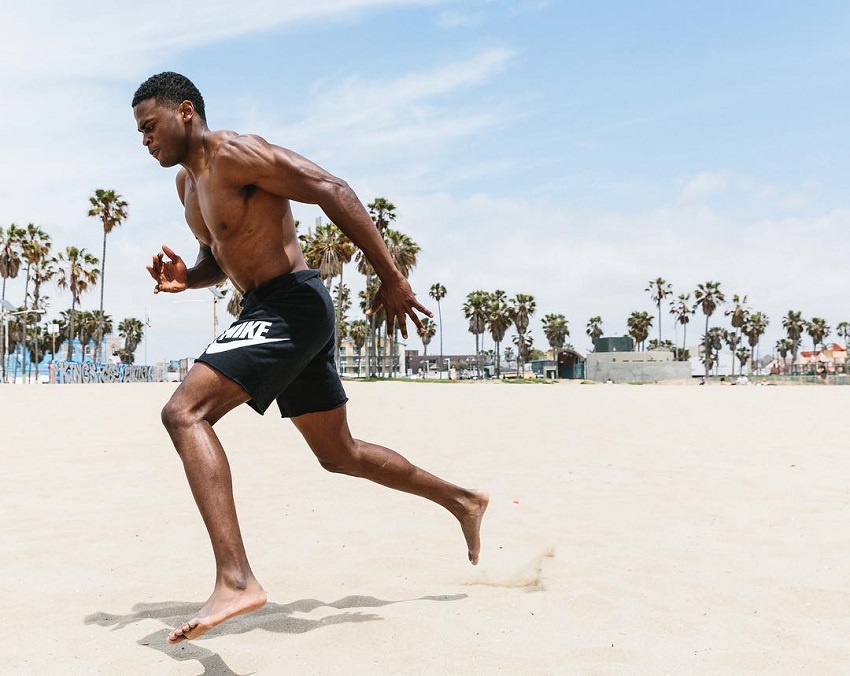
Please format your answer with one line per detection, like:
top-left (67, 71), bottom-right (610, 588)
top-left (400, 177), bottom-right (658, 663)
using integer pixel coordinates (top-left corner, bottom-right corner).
top-left (168, 361), bottom-right (251, 424)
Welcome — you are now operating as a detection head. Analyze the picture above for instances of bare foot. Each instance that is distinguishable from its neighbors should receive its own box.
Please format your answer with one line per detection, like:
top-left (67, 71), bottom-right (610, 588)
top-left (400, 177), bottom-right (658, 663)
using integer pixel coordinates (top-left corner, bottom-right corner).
top-left (167, 579), bottom-right (267, 644)
top-left (456, 489), bottom-right (489, 565)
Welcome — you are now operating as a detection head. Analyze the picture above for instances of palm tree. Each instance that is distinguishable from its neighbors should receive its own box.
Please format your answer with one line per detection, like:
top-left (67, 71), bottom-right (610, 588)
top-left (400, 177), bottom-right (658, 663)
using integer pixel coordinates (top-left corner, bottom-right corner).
top-left (354, 198), bottom-right (397, 377)
top-left (75, 310), bottom-right (99, 362)
top-left (29, 255), bottom-right (55, 380)
top-left (0, 223), bottom-right (25, 301)
top-left (836, 321), bottom-right (850, 356)
top-left (694, 281), bottom-right (725, 377)
top-left (735, 346), bottom-right (751, 374)
top-left (586, 316), bottom-right (603, 350)
top-left (627, 311), bottom-right (653, 351)
top-left (0, 224), bottom-right (25, 381)
top-left (782, 310), bottom-right (806, 374)
top-left (225, 284), bottom-right (243, 317)
top-left (118, 317), bottom-right (145, 362)
top-left (775, 338), bottom-right (794, 374)
top-left (383, 228), bottom-right (420, 377)
top-left (705, 327), bottom-right (725, 375)
top-left (723, 294), bottom-right (748, 375)
top-left (368, 197), bottom-right (397, 231)
top-left (486, 291), bottom-right (512, 378)
top-left (419, 317), bottom-right (437, 375)
top-left (56, 246), bottom-right (100, 362)
top-left (429, 282), bottom-right (447, 378)
top-left (300, 221), bottom-right (356, 370)
top-left (19, 224), bottom-right (51, 305)
top-left (806, 317), bottom-right (830, 351)
top-left (668, 294), bottom-right (693, 361)
top-left (88, 189), bottom-right (128, 363)
top-left (646, 277), bottom-right (672, 343)
top-left (349, 319), bottom-right (369, 377)
top-left (724, 329), bottom-right (741, 376)
top-left (18, 224), bottom-right (52, 379)
top-left (510, 293), bottom-right (536, 375)
top-left (743, 311), bottom-right (769, 375)
top-left (725, 294), bottom-right (748, 330)
top-left (463, 290), bottom-right (488, 378)
top-left (512, 332), bottom-right (534, 375)
top-left (542, 313), bottom-right (569, 378)
top-left (359, 277), bottom-right (386, 376)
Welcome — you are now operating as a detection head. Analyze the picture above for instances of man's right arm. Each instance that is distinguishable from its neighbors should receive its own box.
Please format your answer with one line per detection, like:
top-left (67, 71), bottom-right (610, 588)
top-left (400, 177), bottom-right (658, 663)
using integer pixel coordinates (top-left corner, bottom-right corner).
top-left (186, 244), bottom-right (227, 289)
top-left (147, 244), bottom-right (226, 293)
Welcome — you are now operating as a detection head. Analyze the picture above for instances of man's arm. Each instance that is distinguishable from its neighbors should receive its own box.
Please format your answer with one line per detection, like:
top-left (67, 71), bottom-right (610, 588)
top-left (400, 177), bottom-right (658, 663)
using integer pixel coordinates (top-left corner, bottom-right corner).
top-left (147, 243), bottom-right (226, 293)
top-left (215, 135), bottom-right (432, 336)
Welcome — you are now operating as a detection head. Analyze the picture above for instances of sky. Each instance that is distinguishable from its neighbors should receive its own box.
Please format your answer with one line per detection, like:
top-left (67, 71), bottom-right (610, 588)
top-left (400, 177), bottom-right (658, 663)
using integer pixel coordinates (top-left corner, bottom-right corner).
top-left (2, 0), bottom-right (850, 365)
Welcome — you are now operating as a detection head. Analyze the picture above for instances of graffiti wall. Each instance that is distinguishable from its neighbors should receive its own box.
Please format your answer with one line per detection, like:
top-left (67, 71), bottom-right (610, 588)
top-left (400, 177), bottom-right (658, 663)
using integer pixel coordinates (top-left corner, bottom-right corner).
top-left (54, 362), bottom-right (155, 384)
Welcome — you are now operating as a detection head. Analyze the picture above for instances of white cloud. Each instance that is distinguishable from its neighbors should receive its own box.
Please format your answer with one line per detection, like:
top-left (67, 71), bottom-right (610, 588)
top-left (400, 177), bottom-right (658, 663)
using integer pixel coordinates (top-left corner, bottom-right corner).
top-left (0, 1), bottom-right (442, 81)
top-left (437, 10), bottom-right (482, 28)
top-left (680, 171), bottom-right (729, 201)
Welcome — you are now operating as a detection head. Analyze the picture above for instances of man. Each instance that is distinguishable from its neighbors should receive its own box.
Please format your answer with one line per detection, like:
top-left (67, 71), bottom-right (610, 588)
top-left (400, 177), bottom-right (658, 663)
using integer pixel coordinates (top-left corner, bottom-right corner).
top-left (132, 72), bottom-right (488, 645)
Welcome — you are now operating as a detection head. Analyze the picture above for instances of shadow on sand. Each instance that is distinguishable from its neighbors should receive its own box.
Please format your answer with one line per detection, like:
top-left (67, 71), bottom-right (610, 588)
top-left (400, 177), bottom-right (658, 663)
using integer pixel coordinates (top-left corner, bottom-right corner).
top-left (85, 594), bottom-right (467, 676)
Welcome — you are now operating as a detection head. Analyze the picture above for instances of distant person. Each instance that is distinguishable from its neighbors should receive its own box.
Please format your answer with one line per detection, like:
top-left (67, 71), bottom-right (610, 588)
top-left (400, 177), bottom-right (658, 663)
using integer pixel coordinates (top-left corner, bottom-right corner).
top-left (133, 72), bottom-right (488, 644)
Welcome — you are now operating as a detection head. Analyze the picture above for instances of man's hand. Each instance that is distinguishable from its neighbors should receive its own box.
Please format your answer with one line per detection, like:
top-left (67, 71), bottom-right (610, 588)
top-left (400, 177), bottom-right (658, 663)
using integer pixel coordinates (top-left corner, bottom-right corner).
top-left (367, 276), bottom-right (433, 339)
top-left (146, 244), bottom-right (188, 294)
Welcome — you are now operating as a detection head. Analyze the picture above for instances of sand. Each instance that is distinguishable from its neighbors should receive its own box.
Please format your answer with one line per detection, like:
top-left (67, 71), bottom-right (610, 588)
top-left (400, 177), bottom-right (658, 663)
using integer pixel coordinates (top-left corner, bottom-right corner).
top-left (3, 380), bottom-right (850, 674)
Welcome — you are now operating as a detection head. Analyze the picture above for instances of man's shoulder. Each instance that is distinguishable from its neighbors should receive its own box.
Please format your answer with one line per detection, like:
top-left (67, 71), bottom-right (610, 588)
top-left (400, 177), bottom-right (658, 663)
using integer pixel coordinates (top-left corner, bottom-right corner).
top-left (212, 132), bottom-right (299, 178)
top-left (214, 132), bottom-right (275, 161)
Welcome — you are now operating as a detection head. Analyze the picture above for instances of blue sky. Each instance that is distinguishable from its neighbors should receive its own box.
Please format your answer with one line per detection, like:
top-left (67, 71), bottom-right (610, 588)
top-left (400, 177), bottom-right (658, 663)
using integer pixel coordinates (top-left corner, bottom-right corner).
top-left (2, 0), bottom-right (850, 365)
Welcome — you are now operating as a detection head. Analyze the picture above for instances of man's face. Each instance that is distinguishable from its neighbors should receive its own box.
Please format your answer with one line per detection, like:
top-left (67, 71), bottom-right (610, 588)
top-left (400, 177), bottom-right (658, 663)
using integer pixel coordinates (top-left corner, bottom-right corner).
top-left (133, 98), bottom-right (188, 168)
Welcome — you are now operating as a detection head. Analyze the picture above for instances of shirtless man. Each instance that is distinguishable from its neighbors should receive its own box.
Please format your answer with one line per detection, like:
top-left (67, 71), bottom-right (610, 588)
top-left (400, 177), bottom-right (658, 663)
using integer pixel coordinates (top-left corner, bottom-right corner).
top-left (132, 72), bottom-right (488, 645)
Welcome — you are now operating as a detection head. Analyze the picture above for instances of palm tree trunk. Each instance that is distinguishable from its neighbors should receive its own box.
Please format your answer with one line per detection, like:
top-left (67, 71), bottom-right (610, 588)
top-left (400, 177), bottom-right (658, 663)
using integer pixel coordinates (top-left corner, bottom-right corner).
top-left (98, 230), bottom-right (107, 364)
top-left (69, 300), bottom-right (77, 362)
top-left (437, 300), bottom-right (443, 380)
top-left (704, 315), bottom-right (710, 377)
top-left (335, 269), bottom-right (343, 374)
top-left (657, 301), bottom-right (662, 343)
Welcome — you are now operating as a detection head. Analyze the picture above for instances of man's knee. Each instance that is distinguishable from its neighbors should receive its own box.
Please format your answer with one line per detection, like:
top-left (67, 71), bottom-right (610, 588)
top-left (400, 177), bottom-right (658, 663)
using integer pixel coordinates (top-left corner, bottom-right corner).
top-left (161, 396), bottom-right (193, 432)
top-left (315, 439), bottom-right (362, 475)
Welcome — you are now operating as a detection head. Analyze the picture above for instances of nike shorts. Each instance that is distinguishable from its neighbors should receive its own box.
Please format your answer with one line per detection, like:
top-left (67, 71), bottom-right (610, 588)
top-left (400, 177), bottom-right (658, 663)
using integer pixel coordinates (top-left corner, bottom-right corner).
top-left (196, 269), bottom-right (348, 417)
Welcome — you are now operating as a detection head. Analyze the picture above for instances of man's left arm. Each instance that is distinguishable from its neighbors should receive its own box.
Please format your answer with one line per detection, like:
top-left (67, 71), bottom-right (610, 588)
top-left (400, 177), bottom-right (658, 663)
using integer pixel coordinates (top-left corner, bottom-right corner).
top-left (216, 135), bottom-right (432, 337)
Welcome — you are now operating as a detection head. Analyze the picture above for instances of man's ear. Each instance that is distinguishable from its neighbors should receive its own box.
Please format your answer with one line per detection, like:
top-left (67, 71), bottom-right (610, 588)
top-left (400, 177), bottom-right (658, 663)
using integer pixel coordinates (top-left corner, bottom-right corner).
top-left (179, 100), bottom-right (194, 122)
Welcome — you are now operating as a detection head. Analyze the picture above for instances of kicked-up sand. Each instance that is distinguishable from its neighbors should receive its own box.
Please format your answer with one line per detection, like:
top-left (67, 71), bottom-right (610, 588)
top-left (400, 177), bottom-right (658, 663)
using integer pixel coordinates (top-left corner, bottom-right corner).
top-left (2, 379), bottom-right (850, 674)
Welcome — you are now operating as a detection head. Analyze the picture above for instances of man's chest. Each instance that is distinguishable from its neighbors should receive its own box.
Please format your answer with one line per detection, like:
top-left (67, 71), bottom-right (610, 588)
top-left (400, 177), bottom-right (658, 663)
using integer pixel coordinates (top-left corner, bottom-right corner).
top-left (183, 175), bottom-right (249, 244)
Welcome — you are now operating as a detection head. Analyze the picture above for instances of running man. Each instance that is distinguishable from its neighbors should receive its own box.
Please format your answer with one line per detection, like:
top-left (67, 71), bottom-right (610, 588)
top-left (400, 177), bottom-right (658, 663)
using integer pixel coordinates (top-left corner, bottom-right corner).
top-left (132, 72), bottom-right (488, 645)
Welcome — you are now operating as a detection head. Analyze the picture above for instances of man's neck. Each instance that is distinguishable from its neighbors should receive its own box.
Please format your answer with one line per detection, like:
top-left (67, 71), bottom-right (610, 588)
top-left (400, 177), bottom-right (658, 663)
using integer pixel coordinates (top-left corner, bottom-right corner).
top-left (182, 127), bottom-right (212, 177)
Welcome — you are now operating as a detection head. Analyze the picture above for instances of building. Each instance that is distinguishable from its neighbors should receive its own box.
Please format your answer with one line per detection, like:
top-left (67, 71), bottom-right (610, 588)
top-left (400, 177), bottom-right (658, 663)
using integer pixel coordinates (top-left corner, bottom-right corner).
top-left (585, 335), bottom-right (692, 383)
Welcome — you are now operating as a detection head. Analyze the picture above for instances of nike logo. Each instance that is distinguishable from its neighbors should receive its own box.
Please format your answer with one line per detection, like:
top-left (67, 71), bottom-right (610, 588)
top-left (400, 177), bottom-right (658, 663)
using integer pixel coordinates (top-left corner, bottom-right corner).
top-left (204, 336), bottom-right (289, 354)
top-left (204, 320), bottom-right (290, 354)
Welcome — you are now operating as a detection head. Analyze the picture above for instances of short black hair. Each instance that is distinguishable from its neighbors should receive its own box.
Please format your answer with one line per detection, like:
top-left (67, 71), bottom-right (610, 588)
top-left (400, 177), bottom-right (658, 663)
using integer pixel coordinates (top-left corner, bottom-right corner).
top-left (132, 72), bottom-right (206, 122)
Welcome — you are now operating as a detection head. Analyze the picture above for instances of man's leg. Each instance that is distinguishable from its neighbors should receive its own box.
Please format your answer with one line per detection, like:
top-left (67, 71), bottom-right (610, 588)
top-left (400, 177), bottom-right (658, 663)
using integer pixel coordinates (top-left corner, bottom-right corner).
top-left (292, 405), bottom-right (488, 564)
top-left (160, 362), bottom-right (267, 644)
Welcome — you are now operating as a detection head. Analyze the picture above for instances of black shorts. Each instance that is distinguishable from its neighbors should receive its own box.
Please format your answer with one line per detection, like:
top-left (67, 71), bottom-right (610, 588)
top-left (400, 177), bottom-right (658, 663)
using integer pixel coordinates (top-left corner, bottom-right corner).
top-left (196, 269), bottom-right (348, 417)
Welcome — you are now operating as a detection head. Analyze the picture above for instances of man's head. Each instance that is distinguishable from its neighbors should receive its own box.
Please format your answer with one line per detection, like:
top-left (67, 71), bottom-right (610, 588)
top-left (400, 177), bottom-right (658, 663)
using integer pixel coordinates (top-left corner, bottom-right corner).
top-left (132, 72), bottom-right (206, 167)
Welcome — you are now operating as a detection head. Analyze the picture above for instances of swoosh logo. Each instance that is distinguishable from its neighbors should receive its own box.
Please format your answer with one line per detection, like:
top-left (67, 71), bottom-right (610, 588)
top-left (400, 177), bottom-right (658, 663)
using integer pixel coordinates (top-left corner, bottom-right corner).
top-left (204, 337), bottom-right (290, 354)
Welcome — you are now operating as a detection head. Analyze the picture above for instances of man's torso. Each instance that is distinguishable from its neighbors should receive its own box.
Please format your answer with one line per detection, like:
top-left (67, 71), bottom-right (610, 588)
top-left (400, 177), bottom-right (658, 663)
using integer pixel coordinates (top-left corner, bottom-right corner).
top-left (179, 131), bottom-right (307, 293)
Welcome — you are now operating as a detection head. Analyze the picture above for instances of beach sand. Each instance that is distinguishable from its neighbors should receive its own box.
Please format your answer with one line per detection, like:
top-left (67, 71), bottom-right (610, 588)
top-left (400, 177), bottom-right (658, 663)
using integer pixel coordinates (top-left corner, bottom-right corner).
top-left (3, 380), bottom-right (850, 674)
